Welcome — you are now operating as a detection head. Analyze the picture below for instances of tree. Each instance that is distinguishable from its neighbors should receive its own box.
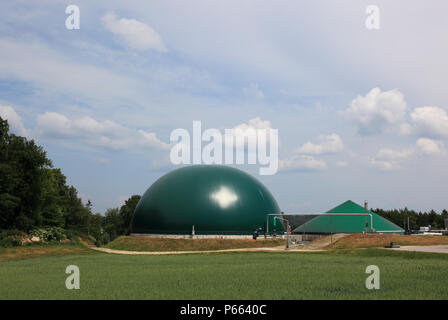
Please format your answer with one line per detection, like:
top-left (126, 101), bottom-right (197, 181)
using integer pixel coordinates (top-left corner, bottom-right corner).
top-left (119, 195), bottom-right (141, 235)
top-left (39, 168), bottom-right (67, 227)
top-left (373, 207), bottom-right (448, 231)
top-left (103, 208), bottom-right (122, 241)
top-left (0, 116), bottom-right (95, 234)
top-left (0, 116), bottom-right (52, 230)
top-left (88, 213), bottom-right (105, 245)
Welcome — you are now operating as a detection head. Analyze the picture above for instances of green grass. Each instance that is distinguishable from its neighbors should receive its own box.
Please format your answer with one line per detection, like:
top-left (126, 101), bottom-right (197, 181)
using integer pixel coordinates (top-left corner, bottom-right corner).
top-left (1, 249), bottom-right (448, 299)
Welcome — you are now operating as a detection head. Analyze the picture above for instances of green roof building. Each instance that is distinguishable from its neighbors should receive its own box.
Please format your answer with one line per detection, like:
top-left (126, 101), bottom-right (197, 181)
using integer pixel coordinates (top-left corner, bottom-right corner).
top-left (293, 200), bottom-right (404, 234)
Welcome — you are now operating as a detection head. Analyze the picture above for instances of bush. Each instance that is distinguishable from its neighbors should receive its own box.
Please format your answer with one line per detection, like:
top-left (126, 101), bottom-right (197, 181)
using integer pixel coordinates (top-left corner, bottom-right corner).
top-left (29, 226), bottom-right (67, 242)
top-left (0, 237), bottom-right (22, 247)
top-left (0, 229), bottom-right (26, 247)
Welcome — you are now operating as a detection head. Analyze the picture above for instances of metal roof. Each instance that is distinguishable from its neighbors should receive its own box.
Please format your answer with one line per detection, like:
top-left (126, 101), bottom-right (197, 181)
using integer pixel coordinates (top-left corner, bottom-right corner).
top-left (293, 200), bottom-right (404, 234)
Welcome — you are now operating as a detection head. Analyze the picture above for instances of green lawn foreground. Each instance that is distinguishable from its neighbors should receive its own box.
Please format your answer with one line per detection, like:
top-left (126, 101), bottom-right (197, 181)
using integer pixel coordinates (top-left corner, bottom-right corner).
top-left (1, 249), bottom-right (448, 299)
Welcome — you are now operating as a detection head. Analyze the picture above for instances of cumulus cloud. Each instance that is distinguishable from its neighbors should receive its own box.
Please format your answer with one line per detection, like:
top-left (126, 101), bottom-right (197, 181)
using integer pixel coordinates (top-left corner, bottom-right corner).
top-left (371, 147), bottom-right (414, 170)
top-left (346, 88), bottom-right (407, 134)
top-left (416, 138), bottom-right (443, 155)
top-left (279, 154), bottom-right (327, 172)
top-left (224, 117), bottom-right (275, 147)
top-left (233, 117), bottom-right (270, 130)
top-left (102, 12), bottom-right (167, 52)
top-left (376, 148), bottom-right (414, 160)
top-left (36, 111), bottom-right (170, 151)
top-left (410, 106), bottom-right (448, 139)
top-left (0, 105), bottom-right (30, 137)
top-left (399, 123), bottom-right (412, 136)
top-left (243, 83), bottom-right (264, 99)
top-left (297, 133), bottom-right (344, 155)
top-left (138, 130), bottom-right (172, 150)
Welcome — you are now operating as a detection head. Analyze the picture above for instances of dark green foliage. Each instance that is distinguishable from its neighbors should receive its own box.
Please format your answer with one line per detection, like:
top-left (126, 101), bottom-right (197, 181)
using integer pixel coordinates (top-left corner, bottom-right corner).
top-left (0, 229), bottom-right (26, 247)
top-left (119, 195), bottom-right (141, 235)
top-left (101, 195), bottom-right (141, 241)
top-left (0, 117), bottom-right (52, 230)
top-left (29, 226), bottom-right (67, 242)
top-left (103, 208), bottom-right (122, 241)
top-left (0, 116), bottom-right (94, 238)
top-left (373, 207), bottom-right (448, 230)
top-left (0, 117), bottom-right (142, 246)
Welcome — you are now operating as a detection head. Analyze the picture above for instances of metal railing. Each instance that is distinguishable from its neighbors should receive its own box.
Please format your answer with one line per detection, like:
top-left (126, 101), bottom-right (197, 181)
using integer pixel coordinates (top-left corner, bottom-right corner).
top-left (266, 213), bottom-right (374, 235)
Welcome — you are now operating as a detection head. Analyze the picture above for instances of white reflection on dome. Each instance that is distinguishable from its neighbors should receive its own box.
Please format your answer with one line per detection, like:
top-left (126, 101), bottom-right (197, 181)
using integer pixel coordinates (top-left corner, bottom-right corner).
top-left (210, 186), bottom-right (238, 208)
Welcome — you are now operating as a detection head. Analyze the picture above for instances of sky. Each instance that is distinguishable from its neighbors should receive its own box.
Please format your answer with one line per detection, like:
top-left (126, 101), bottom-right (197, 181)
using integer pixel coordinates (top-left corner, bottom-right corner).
top-left (0, 0), bottom-right (447, 214)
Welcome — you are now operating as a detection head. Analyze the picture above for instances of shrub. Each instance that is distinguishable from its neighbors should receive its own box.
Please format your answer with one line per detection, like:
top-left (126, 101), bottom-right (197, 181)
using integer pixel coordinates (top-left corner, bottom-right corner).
top-left (29, 226), bottom-right (67, 242)
top-left (0, 237), bottom-right (22, 247)
top-left (0, 229), bottom-right (26, 247)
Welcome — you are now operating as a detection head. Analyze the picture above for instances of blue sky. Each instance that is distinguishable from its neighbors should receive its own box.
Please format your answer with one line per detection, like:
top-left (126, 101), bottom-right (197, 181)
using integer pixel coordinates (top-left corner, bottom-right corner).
top-left (1, 1), bottom-right (447, 214)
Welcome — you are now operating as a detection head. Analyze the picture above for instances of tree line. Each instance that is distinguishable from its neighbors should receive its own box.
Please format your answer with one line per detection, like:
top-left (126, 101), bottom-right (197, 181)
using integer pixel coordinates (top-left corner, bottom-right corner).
top-left (0, 116), bottom-right (140, 244)
top-left (373, 208), bottom-right (448, 231)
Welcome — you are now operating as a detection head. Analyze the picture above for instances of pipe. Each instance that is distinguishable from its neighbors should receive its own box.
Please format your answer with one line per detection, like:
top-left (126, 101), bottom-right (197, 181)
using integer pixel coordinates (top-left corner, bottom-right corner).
top-left (266, 213), bottom-right (374, 234)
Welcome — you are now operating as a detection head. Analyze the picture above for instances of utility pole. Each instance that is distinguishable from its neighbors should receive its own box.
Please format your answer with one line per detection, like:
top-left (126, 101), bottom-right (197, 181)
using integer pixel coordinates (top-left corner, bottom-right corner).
top-left (274, 217), bottom-right (291, 249)
top-left (364, 200), bottom-right (368, 233)
top-left (330, 214), bottom-right (333, 244)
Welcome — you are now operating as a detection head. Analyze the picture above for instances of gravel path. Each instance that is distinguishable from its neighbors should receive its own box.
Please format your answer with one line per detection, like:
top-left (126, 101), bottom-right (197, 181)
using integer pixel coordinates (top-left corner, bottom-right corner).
top-left (92, 246), bottom-right (325, 255)
top-left (387, 245), bottom-right (448, 254)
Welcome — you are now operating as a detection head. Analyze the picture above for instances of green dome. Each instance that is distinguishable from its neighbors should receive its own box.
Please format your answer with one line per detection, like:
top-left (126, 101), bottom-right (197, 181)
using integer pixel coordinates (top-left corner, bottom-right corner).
top-left (132, 165), bottom-right (281, 235)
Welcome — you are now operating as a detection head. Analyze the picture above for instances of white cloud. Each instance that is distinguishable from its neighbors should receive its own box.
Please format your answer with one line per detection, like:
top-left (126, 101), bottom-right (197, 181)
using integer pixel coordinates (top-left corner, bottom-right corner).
top-left (0, 105), bottom-right (30, 137)
top-left (36, 111), bottom-right (170, 151)
top-left (0, 38), bottom-right (145, 104)
top-left (335, 161), bottom-right (348, 167)
top-left (138, 130), bottom-right (171, 150)
top-left (243, 83), bottom-right (264, 99)
top-left (376, 148), bottom-right (414, 160)
top-left (410, 106), bottom-right (448, 139)
top-left (102, 12), bottom-right (167, 52)
top-left (399, 123), bottom-right (412, 136)
top-left (371, 158), bottom-right (399, 171)
top-left (233, 117), bottom-right (271, 130)
top-left (224, 117), bottom-right (275, 148)
top-left (346, 88), bottom-right (407, 134)
top-left (416, 138), bottom-right (443, 155)
top-left (297, 133), bottom-right (344, 155)
top-left (279, 155), bottom-right (327, 172)
top-left (371, 147), bottom-right (414, 170)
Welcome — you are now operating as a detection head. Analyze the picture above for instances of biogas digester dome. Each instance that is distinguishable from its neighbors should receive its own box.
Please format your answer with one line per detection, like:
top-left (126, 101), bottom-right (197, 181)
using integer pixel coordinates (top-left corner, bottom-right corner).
top-left (132, 165), bottom-right (281, 235)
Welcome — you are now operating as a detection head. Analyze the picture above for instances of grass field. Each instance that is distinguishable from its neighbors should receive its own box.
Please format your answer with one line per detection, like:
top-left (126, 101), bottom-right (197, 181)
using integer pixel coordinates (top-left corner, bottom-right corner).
top-left (105, 236), bottom-right (285, 251)
top-left (1, 247), bottom-right (448, 299)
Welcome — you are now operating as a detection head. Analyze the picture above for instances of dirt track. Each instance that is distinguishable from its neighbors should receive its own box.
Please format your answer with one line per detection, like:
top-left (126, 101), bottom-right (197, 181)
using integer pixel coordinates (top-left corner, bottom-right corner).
top-left (92, 234), bottom-right (347, 255)
top-left (92, 246), bottom-right (325, 255)
top-left (387, 245), bottom-right (448, 254)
